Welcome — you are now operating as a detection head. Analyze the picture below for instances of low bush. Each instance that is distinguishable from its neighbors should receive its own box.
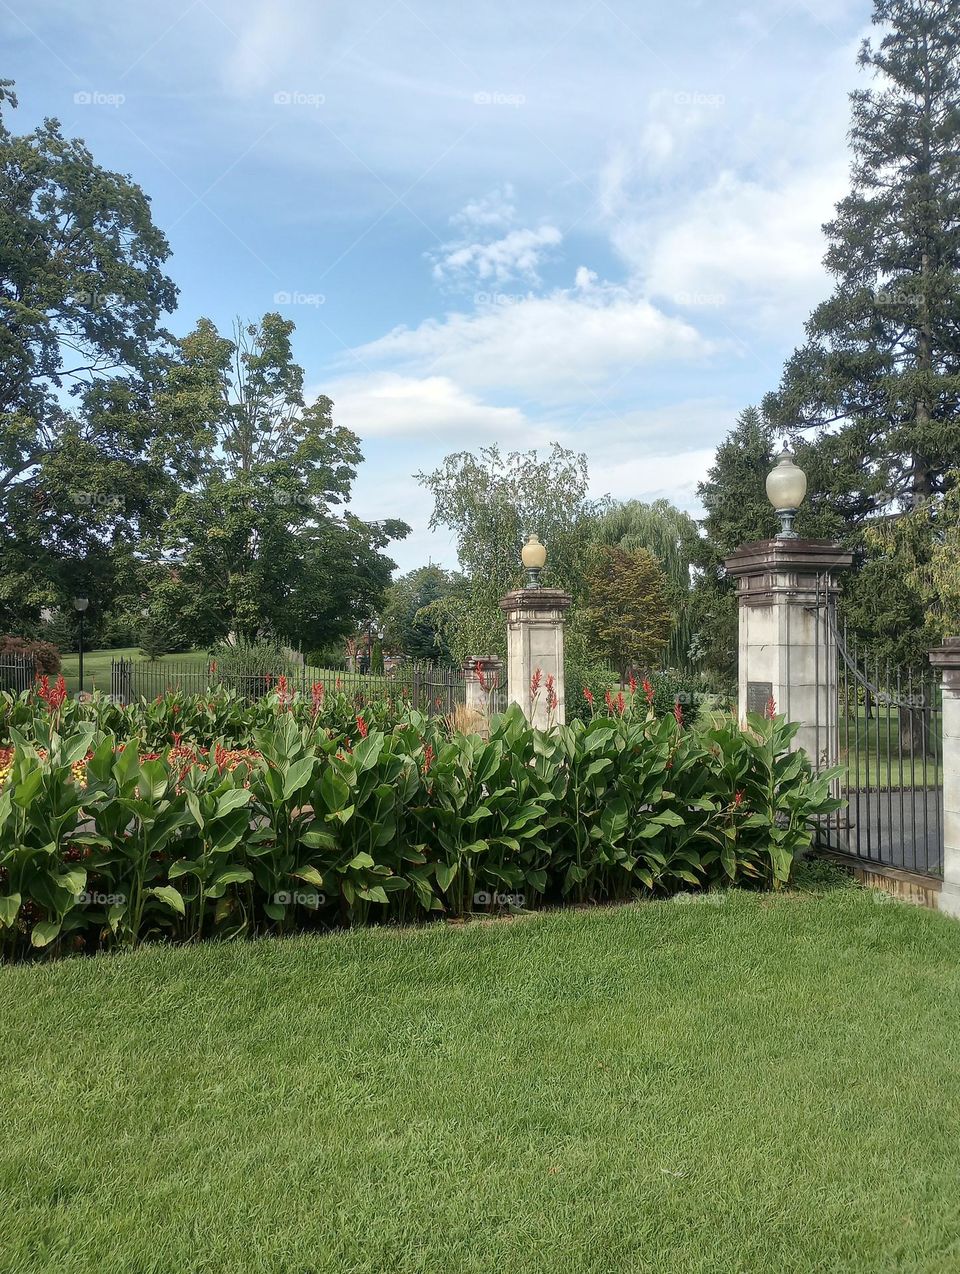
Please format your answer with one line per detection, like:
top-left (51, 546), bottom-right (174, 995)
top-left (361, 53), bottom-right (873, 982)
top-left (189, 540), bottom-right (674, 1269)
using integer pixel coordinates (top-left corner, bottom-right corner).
top-left (0, 635), bottom-right (61, 676)
top-left (0, 680), bottom-right (841, 961)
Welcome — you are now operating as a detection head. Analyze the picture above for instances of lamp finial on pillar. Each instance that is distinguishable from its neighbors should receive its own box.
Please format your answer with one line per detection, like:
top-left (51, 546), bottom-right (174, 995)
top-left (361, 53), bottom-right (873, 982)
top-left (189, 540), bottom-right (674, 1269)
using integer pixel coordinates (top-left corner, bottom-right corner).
top-left (765, 445), bottom-right (807, 540)
top-left (521, 533), bottom-right (547, 589)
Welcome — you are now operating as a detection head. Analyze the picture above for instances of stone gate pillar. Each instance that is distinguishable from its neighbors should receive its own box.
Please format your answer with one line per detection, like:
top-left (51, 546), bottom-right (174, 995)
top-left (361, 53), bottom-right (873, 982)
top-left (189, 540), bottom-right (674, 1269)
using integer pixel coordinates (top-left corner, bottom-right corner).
top-left (929, 639), bottom-right (960, 916)
top-left (498, 590), bottom-right (571, 729)
top-left (724, 539), bottom-right (852, 766)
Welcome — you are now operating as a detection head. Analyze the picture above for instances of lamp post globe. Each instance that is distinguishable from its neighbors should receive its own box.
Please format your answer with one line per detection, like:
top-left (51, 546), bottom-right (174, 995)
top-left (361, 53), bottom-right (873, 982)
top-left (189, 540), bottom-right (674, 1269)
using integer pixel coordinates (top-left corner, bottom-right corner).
top-left (521, 534), bottom-right (547, 589)
top-left (765, 447), bottom-right (807, 540)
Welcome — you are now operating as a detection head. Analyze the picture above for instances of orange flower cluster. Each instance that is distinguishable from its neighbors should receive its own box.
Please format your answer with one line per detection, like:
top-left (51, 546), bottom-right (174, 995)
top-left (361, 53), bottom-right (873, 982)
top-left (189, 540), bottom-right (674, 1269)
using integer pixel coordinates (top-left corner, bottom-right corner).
top-left (0, 742), bottom-right (264, 791)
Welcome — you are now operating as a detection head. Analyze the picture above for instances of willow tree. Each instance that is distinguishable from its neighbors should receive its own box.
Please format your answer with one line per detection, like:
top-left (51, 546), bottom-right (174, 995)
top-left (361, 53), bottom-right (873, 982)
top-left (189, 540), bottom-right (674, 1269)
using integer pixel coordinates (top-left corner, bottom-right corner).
top-left (416, 444), bottom-right (602, 662)
top-left (591, 498), bottom-right (701, 667)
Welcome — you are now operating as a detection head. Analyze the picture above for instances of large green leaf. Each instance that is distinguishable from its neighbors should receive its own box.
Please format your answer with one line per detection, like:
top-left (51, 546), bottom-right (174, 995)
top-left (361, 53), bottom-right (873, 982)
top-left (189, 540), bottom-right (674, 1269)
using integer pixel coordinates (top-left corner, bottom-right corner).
top-left (0, 894), bottom-right (22, 928)
top-left (147, 886), bottom-right (186, 916)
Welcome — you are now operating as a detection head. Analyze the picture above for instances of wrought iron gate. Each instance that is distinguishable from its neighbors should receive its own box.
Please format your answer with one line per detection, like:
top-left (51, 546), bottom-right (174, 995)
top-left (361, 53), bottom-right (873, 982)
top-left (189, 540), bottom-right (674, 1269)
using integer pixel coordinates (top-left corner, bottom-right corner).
top-left (815, 585), bottom-right (944, 877)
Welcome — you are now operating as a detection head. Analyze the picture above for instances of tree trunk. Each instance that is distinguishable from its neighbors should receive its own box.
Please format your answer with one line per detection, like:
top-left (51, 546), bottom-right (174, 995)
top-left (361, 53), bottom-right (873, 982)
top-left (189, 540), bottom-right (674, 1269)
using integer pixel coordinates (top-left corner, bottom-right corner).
top-left (899, 702), bottom-right (935, 758)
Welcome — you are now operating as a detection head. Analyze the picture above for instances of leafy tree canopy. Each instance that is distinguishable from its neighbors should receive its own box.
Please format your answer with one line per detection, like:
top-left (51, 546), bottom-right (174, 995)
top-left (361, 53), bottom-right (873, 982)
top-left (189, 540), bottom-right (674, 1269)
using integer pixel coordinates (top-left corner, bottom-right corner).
top-left (583, 545), bottom-right (672, 680)
top-left (417, 444), bottom-right (602, 661)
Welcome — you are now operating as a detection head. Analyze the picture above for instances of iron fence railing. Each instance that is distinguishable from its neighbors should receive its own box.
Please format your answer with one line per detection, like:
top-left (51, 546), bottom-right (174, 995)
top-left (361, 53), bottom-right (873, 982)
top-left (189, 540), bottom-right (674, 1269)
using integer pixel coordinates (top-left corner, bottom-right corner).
top-left (110, 657), bottom-right (480, 717)
top-left (813, 579), bottom-right (944, 878)
top-left (0, 653), bottom-right (36, 694)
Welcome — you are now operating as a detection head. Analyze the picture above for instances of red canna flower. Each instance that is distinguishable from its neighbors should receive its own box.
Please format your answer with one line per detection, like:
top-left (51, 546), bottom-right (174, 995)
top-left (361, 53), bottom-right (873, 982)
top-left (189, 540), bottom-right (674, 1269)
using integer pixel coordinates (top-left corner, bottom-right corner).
top-left (422, 743), bottom-right (434, 773)
top-left (584, 687), bottom-right (595, 707)
top-left (733, 790), bottom-right (745, 808)
top-left (356, 714), bottom-right (368, 738)
top-left (47, 675), bottom-right (67, 710)
top-left (629, 674), bottom-right (637, 696)
top-left (643, 678), bottom-right (654, 706)
top-left (765, 695), bottom-right (777, 720)
top-left (604, 689), bottom-right (614, 712)
top-left (530, 668), bottom-right (543, 696)
top-left (276, 674), bottom-right (291, 709)
top-left (476, 666), bottom-right (488, 692)
top-left (673, 700), bottom-right (684, 726)
top-left (548, 687), bottom-right (559, 711)
top-left (311, 681), bottom-right (325, 717)
top-left (616, 691), bottom-right (625, 716)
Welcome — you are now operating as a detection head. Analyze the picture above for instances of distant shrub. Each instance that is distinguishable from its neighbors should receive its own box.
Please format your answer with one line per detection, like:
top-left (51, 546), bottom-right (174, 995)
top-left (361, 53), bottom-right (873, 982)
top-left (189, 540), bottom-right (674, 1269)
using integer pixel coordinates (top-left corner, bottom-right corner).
top-left (210, 639), bottom-right (299, 694)
top-left (565, 656), bottom-right (620, 722)
top-left (0, 635), bottom-right (61, 676)
top-left (641, 668), bottom-right (734, 722)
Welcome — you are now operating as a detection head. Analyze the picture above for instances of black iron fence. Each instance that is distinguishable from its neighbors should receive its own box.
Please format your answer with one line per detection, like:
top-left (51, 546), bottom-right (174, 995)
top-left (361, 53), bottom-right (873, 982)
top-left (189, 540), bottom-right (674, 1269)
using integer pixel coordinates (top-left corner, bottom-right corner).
top-left (814, 586), bottom-right (944, 877)
top-left (110, 657), bottom-right (480, 717)
top-left (0, 652), bottom-right (36, 694)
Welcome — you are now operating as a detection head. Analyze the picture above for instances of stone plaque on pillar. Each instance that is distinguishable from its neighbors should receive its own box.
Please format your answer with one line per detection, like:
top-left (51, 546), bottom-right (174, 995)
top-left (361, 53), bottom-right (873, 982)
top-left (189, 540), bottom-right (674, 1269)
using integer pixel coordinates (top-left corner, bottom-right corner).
top-left (746, 681), bottom-right (773, 716)
top-left (498, 588), bottom-right (571, 729)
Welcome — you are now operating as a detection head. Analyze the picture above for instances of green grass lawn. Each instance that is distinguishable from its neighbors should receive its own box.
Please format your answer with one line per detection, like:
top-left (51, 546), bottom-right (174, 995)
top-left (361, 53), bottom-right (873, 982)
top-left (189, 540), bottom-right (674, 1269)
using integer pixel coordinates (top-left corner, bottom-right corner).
top-left (58, 646), bottom-right (210, 695)
top-left (58, 648), bottom-right (390, 697)
top-left (2, 881), bottom-right (960, 1273)
top-left (840, 705), bottom-right (943, 790)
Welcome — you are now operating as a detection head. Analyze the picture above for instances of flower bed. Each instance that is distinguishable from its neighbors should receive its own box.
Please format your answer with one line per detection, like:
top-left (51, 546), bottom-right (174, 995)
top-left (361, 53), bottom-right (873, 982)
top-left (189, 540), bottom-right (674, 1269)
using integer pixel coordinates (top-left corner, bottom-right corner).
top-left (0, 678), bottom-right (841, 960)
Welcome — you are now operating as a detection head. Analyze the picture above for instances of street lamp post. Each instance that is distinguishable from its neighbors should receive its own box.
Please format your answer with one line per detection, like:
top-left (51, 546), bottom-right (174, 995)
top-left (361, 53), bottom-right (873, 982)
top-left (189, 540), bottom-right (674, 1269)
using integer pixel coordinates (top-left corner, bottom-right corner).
top-left (765, 446), bottom-right (808, 539)
top-left (74, 596), bottom-right (89, 695)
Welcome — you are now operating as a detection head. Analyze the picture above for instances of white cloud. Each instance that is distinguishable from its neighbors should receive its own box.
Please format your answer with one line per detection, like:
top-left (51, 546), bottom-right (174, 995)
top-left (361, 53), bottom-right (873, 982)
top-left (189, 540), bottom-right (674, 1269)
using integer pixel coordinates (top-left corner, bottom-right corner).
top-left (450, 185), bottom-right (518, 234)
top-left (431, 225), bottom-right (562, 287)
top-left (349, 277), bottom-right (716, 400)
top-left (430, 186), bottom-right (562, 288)
top-left (574, 399), bottom-right (736, 507)
top-left (327, 371), bottom-right (537, 441)
top-left (630, 164), bottom-right (848, 320)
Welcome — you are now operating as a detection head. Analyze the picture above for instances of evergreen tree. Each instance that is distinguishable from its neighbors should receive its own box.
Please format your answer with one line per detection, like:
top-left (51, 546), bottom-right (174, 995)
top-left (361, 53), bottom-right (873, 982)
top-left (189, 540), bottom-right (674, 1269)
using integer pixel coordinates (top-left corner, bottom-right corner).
top-left (764, 0), bottom-right (960, 515)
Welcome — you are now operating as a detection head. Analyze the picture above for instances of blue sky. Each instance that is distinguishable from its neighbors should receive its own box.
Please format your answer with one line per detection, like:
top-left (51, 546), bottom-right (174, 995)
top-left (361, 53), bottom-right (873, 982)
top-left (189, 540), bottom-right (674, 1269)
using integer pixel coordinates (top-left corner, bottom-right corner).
top-left (8, 0), bottom-right (872, 572)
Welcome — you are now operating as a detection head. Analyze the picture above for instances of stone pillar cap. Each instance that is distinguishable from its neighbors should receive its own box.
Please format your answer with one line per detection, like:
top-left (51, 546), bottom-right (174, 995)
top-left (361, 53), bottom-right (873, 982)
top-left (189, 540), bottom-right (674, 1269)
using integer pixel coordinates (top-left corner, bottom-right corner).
top-left (724, 537), bottom-right (853, 577)
top-left (930, 638), bottom-right (960, 670)
top-left (498, 588), bottom-right (572, 614)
